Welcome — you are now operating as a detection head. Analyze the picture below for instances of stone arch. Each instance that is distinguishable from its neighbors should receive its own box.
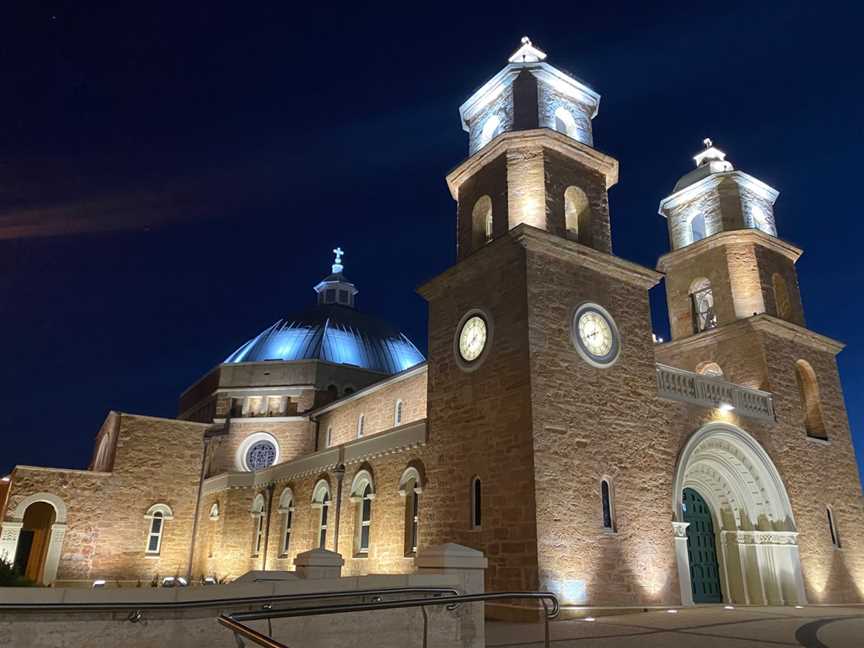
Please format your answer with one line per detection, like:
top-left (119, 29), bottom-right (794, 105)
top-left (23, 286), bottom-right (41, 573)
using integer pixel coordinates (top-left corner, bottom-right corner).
top-left (477, 114), bottom-right (502, 149)
top-left (773, 273), bottom-right (792, 320)
top-left (672, 422), bottom-right (806, 606)
top-left (11, 493), bottom-right (68, 524)
top-left (796, 360), bottom-right (826, 439)
top-left (471, 195), bottom-right (493, 249)
top-left (689, 277), bottom-right (717, 333)
top-left (564, 186), bottom-right (590, 245)
top-left (553, 106), bottom-right (579, 139)
top-left (4, 493), bottom-right (69, 586)
top-left (696, 361), bottom-right (724, 377)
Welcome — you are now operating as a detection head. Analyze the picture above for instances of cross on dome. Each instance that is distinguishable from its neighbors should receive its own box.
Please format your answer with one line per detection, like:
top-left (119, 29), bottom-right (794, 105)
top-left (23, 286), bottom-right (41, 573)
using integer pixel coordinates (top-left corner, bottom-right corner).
top-left (508, 36), bottom-right (547, 63)
top-left (332, 246), bottom-right (344, 274)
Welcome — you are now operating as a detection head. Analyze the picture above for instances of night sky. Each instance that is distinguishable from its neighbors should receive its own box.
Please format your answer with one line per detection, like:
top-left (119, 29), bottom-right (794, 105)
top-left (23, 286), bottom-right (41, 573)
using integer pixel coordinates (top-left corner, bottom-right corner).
top-left (1, 2), bottom-right (863, 478)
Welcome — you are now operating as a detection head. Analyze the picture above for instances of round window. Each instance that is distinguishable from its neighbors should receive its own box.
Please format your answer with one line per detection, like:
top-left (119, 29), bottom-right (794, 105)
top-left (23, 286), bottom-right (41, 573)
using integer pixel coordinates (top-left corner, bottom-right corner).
top-left (246, 440), bottom-right (277, 471)
top-left (571, 303), bottom-right (621, 367)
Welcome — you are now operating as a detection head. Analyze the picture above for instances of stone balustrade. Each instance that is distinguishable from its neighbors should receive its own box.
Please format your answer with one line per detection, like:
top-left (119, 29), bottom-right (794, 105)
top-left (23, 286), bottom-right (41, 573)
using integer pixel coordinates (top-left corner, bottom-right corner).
top-left (655, 363), bottom-right (775, 422)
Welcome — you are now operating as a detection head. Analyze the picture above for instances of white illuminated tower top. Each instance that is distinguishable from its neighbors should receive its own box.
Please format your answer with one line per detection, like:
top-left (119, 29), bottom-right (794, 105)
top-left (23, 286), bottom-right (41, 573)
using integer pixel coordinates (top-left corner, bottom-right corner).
top-left (659, 139), bottom-right (780, 250)
top-left (459, 36), bottom-right (601, 154)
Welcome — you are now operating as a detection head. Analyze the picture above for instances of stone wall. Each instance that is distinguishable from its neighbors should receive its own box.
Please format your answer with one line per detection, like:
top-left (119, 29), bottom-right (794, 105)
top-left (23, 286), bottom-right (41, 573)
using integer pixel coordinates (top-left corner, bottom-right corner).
top-left (314, 369), bottom-right (428, 449)
top-left (522, 229), bottom-right (677, 606)
top-left (209, 419), bottom-right (313, 475)
top-left (420, 234), bottom-right (540, 593)
top-left (3, 413), bottom-right (209, 585)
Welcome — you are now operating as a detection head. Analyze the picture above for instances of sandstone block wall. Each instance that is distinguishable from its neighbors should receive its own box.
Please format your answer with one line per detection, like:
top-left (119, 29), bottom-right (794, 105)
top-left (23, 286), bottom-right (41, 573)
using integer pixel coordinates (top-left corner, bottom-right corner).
top-left (314, 369), bottom-right (428, 449)
top-left (523, 237), bottom-right (677, 606)
top-left (420, 236), bottom-right (540, 593)
top-left (5, 413), bottom-right (209, 584)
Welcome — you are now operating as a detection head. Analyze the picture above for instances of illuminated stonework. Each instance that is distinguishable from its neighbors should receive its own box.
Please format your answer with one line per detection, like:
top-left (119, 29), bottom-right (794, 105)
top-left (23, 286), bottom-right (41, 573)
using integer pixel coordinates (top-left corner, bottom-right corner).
top-left (2, 38), bottom-right (863, 613)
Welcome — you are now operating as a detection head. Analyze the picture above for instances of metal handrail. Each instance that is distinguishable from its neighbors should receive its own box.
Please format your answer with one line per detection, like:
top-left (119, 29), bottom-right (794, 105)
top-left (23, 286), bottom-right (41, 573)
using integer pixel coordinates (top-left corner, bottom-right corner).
top-left (0, 586), bottom-right (460, 615)
top-left (219, 590), bottom-right (560, 648)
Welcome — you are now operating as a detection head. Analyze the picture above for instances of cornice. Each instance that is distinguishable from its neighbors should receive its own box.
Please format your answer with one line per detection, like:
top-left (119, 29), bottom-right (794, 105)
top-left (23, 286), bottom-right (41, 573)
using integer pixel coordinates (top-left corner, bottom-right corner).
top-left (657, 229), bottom-right (803, 272)
top-left (445, 128), bottom-right (619, 198)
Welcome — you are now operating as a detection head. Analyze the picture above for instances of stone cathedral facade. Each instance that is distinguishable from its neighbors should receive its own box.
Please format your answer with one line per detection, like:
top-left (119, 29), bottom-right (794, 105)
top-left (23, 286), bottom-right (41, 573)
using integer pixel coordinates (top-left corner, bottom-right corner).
top-left (2, 38), bottom-right (864, 610)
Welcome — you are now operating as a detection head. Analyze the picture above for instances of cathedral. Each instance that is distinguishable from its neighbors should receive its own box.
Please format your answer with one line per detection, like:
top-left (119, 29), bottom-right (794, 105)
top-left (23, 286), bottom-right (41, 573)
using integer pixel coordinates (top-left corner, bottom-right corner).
top-left (2, 38), bottom-right (863, 610)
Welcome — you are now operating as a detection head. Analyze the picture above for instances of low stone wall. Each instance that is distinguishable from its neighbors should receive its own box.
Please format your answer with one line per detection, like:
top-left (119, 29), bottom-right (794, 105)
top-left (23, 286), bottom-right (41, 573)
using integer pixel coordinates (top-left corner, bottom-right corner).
top-left (0, 545), bottom-right (486, 648)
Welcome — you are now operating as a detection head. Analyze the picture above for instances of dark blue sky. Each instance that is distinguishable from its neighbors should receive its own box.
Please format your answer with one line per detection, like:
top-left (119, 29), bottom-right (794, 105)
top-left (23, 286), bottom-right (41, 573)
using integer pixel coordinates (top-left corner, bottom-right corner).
top-left (1, 2), bottom-right (863, 478)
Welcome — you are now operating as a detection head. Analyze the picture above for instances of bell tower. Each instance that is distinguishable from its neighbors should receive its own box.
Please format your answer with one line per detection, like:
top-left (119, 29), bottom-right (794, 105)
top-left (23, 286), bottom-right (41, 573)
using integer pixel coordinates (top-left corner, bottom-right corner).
top-left (658, 140), bottom-right (805, 341)
top-left (421, 38), bottom-right (667, 604)
top-left (446, 37), bottom-right (618, 259)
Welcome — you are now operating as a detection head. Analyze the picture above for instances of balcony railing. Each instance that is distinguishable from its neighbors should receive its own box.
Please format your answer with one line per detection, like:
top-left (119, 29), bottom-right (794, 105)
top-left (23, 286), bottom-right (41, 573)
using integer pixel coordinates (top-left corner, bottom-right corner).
top-left (655, 363), bottom-right (775, 422)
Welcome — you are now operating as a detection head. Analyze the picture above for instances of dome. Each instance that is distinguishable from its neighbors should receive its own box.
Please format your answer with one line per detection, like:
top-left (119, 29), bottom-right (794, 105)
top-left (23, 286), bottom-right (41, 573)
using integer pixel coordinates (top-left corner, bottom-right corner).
top-left (225, 303), bottom-right (425, 374)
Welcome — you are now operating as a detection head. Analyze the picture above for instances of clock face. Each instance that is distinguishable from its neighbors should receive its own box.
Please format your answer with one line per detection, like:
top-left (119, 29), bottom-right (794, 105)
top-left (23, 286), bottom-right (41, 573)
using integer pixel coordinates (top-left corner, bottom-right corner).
top-left (573, 304), bottom-right (620, 366)
top-left (458, 315), bottom-right (488, 363)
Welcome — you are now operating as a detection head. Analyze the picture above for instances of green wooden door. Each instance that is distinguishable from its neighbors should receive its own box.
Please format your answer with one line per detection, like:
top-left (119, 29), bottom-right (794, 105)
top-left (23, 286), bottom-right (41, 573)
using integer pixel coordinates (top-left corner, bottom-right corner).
top-left (683, 487), bottom-right (723, 603)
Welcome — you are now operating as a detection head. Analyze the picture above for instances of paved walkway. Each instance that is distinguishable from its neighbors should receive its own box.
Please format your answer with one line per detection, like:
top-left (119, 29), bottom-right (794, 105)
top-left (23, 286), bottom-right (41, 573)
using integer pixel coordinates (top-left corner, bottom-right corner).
top-left (486, 606), bottom-right (864, 647)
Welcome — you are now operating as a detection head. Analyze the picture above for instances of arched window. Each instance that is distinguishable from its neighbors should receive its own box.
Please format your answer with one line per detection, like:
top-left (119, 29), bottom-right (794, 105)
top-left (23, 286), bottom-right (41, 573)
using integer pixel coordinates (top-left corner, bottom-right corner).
top-left (796, 360), bottom-right (827, 439)
top-left (564, 186), bottom-right (590, 244)
top-left (394, 400), bottom-right (404, 426)
top-left (144, 504), bottom-right (173, 555)
top-left (750, 204), bottom-right (774, 235)
top-left (553, 106), bottom-right (579, 139)
top-left (827, 506), bottom-right (841, 549)
top-left (278, 488), bottom-right (294, 556)
top-left (208, 502), bottom-right (220, 521)
top-left (312, 480), bottom-right (331, 549)
top-left (689, 278), bottom-right (717, 333)
top-left (471, 476), bottom-right (482, 529)
top-left (399, 466), bottom-right (423, 556)
top-left (250, 494), bottom-right (266, 557)
top-left (357, 414), bottom-right (365, 438)
top-left (478, 114), bottom-right (502, 149)
top-left (471, 195), bottom-right (493, 249)
top-left (601, 479), bottom-right (615, 531)
top-left (350, 470), bottom-right (375, 555)
top-left (326, 426), bottom-right (333, 448)
top-left (772, 273), bottom-right (792, 320)
top-left (696, 361), bottom-right (724, 378)
top-left (689, 213), bottom-right (707, 244)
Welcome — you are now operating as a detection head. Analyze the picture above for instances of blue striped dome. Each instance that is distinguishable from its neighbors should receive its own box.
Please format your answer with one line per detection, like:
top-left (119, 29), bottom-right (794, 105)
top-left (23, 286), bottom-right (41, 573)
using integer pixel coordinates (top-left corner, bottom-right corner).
top-left (225, 304), bottom-right (425, 375)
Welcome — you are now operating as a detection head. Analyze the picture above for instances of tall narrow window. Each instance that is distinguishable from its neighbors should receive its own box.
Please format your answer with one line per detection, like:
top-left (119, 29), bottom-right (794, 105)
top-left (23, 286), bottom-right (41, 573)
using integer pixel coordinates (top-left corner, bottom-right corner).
top-left (553, 106), bottom-right (579, 139)
top-left (146, 512), bottom-right (164, 554)
top-left (394, 400), bottom-right (404, 426)
top-left (144, 504), bottom-right (173, 555)
top-left (772, 273), bottom-right (792, 320)
top-left (472, 195), bottom-right (493, 249)
top-left (564, 186), bottom-right (590, 244)
top-left (326, 426), bottom-right (333, 447)
top-left (400, 466), bottom-right (423, 556)
top-left (357, 414), bottom-right (365, 438)
top-left (471, 477), bottom-right (482, 529)
top-left (358, 483), bottom-right (373, 554)
top-left (690, 213), bottom-right (706, 243)
top-left (827, 506), bottom-right (841, 548)
top-left (250, 494), bottom-right (266, 557)
top-left (278, 489), bottom-right (294, 556)
top-left (478, 114), bottom-right (502, 149)
top-left (312, 480), bottom-right (331, 550)
top-left (350, 470), bottom-right (375, 555)
top-left (796, 360), bottom-right (827, 440)
top-left (319, 494), bottom-right (329, 549)
top-left (689, 278), bottom-right (717, 333)
top-left (601, 479), bottom-right (615, 531)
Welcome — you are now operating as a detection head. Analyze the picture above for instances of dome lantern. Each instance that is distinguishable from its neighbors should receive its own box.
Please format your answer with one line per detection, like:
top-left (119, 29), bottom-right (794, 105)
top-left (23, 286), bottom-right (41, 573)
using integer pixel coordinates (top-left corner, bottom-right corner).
top-left (313, 246), bottom-right (358, 308)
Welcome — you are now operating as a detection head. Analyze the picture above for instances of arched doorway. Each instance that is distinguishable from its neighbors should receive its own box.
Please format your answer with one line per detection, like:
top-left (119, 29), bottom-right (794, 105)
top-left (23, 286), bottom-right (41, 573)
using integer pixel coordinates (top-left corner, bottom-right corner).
top-left (0, 492), bottom-right (68, 586)
top-left (683, 488), bottom-right (722, 603)
top-left (14, 503), bottom-right (55, 583)
top-left (672, 423), bottom-right (806, 606)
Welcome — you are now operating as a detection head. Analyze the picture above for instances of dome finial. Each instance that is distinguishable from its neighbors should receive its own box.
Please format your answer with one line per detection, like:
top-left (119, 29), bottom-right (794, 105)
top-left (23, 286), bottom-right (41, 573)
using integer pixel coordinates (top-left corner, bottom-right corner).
top-left (332, 246), bottom-right (344, 274)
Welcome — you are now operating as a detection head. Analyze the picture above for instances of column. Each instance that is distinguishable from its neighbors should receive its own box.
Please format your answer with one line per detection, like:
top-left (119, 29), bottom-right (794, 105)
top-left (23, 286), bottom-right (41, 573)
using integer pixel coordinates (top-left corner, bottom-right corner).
top-left (42, 523), bottom-right (67, 585)
top-left (0, 522), bottom-right (23, 566)
top-left (672, 522), bottom-right (694, 606)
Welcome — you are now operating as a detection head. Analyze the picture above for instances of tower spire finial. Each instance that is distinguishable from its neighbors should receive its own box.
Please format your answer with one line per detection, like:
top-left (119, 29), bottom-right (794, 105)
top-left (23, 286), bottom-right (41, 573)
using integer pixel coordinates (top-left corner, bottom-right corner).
top-left (332, 246), bottom-right (344, 274)
top-left (508, 36), bottom-right (547, 63)
top-left (693, 137), bottom-right (730, 168)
